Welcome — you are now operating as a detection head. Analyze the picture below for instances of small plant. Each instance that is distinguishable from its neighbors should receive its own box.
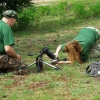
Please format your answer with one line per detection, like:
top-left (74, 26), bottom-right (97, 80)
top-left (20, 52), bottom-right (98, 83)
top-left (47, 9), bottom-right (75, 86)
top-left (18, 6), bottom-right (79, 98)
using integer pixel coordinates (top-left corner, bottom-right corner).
top-left (93, 95), bottom-right (100, 100)
top-left (57, 1), bottom-right (67, 15)
top-left (0, 86), bottom-right (7, 99)
top-left (3, 79), bottom-right (14, 85)
top-left (13, 5), bottom-right (36, 31)
top-left (37, 6), bottom-right (51, 16)
top-left (89, 2), bottom-right (100, 17)
top-left (72, 3), bottom-right (87, 18)
top-left (9, 92), bottom-right (18, 100)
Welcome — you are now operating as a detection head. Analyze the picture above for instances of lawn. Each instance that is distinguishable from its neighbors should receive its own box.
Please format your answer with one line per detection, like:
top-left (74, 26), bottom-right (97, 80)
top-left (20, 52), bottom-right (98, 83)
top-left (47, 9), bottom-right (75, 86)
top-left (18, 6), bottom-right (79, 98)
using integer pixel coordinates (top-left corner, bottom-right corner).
top-left (1, 0), bottom-right (100, 100)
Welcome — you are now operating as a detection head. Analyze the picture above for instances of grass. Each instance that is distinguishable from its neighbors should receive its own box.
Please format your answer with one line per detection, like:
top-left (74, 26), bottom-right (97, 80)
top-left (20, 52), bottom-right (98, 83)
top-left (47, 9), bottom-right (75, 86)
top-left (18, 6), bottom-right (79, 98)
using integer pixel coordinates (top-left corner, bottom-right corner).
top-left (1, 0), bottom-right (100, 100)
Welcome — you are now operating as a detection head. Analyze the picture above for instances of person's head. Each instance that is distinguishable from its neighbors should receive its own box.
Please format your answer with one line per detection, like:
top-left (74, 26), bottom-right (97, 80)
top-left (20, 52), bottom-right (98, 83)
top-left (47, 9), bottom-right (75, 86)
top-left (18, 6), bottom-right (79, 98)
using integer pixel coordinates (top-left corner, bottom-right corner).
top-left (2, 10), bottom-right (18, 26)
top-left (65, 40), bottom-right (83, 63)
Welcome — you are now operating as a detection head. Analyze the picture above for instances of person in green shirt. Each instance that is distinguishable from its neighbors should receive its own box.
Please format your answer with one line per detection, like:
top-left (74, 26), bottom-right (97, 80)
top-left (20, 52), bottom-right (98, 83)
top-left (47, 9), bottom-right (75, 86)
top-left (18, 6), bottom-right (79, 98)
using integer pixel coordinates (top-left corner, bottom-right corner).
top-left (54, 27), bottom-right (99, 64)
top-left (0, 10), bottom-right (29, 74)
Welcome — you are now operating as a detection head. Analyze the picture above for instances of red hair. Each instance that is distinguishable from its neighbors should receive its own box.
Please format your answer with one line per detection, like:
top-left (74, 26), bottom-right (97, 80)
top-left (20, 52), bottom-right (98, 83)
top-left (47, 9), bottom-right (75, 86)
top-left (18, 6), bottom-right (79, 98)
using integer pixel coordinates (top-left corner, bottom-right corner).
top-left (65, 40), bottom-right (83, 63)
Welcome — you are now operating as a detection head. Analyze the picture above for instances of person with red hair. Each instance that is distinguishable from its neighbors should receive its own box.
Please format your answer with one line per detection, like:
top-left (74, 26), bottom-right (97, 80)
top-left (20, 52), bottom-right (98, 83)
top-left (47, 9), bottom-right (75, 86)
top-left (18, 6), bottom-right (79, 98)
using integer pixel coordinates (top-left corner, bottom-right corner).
top-left (54, 27), bottom-right (100, 64)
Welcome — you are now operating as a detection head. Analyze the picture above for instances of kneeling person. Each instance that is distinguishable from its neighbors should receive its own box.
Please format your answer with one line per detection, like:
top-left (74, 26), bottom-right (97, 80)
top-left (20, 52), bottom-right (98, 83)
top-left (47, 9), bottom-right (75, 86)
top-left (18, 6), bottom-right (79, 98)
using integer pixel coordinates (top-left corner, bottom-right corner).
top-left (0, 10), bottom-right (29, 75)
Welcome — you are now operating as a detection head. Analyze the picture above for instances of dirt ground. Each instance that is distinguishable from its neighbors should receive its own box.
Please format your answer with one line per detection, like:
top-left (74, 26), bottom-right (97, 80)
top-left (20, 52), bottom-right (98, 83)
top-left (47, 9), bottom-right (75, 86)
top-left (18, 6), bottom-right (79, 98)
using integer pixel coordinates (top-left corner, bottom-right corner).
top-left (33, 0), bottom-right (57, 3)
top-left (32, 0), bottom-right (60, 4)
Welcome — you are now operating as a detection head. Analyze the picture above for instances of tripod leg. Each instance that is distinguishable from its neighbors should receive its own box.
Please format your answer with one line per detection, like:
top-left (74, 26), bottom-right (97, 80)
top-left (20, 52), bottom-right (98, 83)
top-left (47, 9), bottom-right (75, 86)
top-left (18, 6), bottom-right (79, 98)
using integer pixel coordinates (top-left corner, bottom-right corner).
top-left (28, 61), bottom-right (36, 67)
top-left (28, 61), bottom-right (43, 72)
top-left (41, 61), bottom-right (61, 70)
top-left (36, 61), bottom-right (43, 72)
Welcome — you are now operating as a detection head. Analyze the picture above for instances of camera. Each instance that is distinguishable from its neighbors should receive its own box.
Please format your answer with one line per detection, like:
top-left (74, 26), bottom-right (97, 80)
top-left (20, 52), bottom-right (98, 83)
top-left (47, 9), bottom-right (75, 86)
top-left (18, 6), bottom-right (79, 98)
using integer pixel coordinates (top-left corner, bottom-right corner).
top-left (28, 47), bottom-right (62, 72)
top-left (41, 47), bottom-right (59, 65)
top-left (41, 47), bottom-right (67, 65)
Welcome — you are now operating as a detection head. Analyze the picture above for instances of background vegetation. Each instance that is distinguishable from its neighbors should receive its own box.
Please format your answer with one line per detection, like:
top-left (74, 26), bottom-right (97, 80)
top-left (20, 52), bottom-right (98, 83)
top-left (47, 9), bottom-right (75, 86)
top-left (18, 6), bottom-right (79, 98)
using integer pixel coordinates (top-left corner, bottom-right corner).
top-left (1, 0), bottom-right (100, 100)
top-left (0, 0), bottom-right (32, 13)
top-left (14, 0), bottom-right (100, 31)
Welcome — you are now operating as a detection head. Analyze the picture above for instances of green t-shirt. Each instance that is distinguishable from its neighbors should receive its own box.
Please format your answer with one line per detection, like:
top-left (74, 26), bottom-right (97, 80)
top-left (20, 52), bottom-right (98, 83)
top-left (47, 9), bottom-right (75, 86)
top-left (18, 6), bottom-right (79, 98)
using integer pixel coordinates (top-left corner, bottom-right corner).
top-left (0, 20), bottom-right (15, 54)
top-left (61, 28), bottom-right (99, 62)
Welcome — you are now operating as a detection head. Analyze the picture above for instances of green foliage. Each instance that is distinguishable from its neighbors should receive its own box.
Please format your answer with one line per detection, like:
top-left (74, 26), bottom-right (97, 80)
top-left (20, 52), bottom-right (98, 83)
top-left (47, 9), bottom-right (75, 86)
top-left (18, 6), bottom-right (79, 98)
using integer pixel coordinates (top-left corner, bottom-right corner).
top-left (32, 1), bottom-right (67, 30)
top-left (36, 1), bottom-right (67, 17)
top-left (29, 1), bottom-right (100, 31)
top-left (0, 0), bottom-right (32, 12)
top-left (36, 6), bottom-right (51, 16)
top-left (89, 2), bottom-right (100, 17)
top-left (1, 1), bottom-right (100, 100)
top-left (93, 95), bottom-right (100, 100)
top-left (48, 1), bottom-right (67, 16)
top-left (72, 3), bottom-right (89, 18)
top-left (0, 2), bottom-right (6, 17)
top-left (0, 0), bottom-right (34, 31)
top-left (17, 16), bottom-right (30, 30)
top-left (3, 1), bottom-right (100, 31)
top-left (13, 6), bottom-right (36, 31)
top-left (57, 1), bottom-right (67, 15)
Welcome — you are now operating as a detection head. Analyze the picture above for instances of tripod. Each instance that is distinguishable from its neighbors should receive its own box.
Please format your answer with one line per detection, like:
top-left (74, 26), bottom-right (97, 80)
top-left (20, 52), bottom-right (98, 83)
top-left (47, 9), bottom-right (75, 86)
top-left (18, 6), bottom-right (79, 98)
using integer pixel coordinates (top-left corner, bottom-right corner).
top-left (28, 52), bottom-right (61, 72)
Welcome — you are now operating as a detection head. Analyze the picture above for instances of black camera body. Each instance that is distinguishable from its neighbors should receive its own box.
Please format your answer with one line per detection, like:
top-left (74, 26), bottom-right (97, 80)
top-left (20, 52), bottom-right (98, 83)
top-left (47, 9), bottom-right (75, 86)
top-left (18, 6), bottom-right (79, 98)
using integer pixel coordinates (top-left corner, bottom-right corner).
top-left (41, 47), bottom-right (67, 65)
top-left (40, 47), bottom-right (59, 65)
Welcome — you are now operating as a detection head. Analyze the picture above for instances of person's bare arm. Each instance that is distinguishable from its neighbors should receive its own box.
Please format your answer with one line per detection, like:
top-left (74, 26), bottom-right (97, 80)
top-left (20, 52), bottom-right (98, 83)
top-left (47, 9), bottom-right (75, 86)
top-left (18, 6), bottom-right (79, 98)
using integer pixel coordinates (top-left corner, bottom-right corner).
top-left (54, 45), bottom-right (62, 58)
top-left (5, 45), bottom-right (21, 60)
top-left (57, 60), bottom-right (72, 64)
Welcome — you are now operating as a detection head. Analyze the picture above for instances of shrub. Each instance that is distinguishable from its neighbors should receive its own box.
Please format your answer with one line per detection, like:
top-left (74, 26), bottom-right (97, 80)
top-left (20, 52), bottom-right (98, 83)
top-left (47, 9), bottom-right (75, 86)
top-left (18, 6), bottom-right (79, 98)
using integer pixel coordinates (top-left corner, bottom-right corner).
top-left (89, 2), bottom-right (100, 17)
top-left (36, 6), bottom-right (51, 16)
top-left (0, 0), bottom-right (32, 12)
top-left (13, 5), bottom-right (36, 31)
top-left (72, 3), bottom-right (87, 18)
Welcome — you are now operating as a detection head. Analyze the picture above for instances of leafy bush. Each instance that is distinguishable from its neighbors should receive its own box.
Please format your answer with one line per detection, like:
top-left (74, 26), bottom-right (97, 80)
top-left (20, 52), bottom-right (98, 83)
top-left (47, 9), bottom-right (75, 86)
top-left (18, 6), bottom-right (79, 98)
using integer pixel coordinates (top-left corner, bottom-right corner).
top-left (89, 2), bottom-right (100, 17)
top-left (50, 1), bottom-right (67, 16)
top-left (72, 3), bottom-right (89, 18)
top-left (13, 6), bottom-right (36, 31)
top-left (12, 1), bottom-right (100, 31)
top-left (57, 1), bottom-right (67, 15)
top-left (0, 0), bottom-right (34, 31)
top-left (36, 1), bottom-right (67, 16)
top-left (33, 1), bottom-right (67, 30)
top-left (36, 6), bottom-right (51, 16)
top-left (0, 0), bottom-right (32, 13)
top-left (0, 2), bottom-right (6, 19)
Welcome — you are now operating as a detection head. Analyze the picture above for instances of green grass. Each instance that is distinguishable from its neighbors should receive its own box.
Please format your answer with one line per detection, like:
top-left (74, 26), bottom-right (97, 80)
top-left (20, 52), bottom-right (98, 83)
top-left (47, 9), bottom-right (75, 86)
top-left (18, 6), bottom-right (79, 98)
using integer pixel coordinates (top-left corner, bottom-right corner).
top-left (1, 0), bottom-right (100, 100)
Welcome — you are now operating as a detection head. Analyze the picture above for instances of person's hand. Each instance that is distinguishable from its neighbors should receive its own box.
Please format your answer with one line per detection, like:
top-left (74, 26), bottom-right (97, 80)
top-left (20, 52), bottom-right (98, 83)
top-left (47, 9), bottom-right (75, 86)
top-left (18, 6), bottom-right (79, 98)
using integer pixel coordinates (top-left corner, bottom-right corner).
top-left (56, 60), bottom-right (72, 65)
top-left (55, 61), bottom-right (63, 65)
top-left (57, 61), bottom-right (63, 64)
top-left (54, 52), bottom-right (58, 58)
top-left (16, 54), bottom-right (21, 60)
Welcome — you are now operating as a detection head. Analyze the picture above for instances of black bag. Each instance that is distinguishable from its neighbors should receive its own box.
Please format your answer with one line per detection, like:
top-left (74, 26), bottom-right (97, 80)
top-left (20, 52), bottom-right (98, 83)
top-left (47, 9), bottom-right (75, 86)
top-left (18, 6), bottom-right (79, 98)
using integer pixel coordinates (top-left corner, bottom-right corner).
top-left (86, 62), bottom-right (100, 77)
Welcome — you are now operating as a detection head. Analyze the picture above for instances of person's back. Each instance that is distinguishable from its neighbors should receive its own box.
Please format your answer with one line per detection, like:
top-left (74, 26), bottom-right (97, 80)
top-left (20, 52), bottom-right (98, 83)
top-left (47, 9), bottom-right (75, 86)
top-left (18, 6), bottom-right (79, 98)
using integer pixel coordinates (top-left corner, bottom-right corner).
top-left (73, 27), bottom-right (99, 61)
top-left (73, 27), bottom-right (99, 50)
top-left (54, 27), bottom-right (100, 64)
top-left (0, 20), bottom-right (14, 54)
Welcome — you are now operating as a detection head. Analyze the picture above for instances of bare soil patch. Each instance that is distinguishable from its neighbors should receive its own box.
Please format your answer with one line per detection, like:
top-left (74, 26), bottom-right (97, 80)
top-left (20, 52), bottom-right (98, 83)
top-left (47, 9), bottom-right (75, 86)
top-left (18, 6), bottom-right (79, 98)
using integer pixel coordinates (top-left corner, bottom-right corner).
top-left (33, 0), bottom-right (58, 3)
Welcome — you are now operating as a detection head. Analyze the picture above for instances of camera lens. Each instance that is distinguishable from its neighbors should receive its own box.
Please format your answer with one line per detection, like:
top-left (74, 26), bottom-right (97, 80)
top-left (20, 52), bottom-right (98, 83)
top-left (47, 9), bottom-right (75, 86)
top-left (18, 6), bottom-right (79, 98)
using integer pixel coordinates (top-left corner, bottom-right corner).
top-left (46, 51), bottom-right (56, 59)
